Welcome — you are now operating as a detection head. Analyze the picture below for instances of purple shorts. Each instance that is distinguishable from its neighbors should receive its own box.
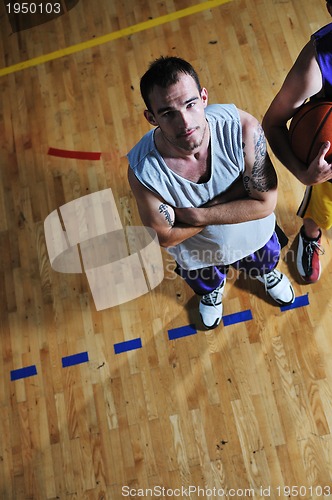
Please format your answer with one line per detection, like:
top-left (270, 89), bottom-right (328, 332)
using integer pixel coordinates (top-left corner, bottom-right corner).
top-left (175, 231), bottom-right (281, 295)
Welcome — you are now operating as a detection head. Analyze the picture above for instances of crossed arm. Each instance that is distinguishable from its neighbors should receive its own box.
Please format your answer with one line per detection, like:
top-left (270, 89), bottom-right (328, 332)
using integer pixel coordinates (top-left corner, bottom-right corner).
top-left (128, 169), bottom-right (203, 247)
top-left (175, 111), bottom-right (277, 227)
top-left (128, 110), bottom-right (277, 248)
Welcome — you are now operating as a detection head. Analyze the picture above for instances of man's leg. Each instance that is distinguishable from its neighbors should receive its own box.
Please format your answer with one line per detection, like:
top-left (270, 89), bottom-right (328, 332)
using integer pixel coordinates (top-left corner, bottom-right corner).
top-left (232, 231), bottom-right (280, 276)
top-left (233, 231), bottom-right (295, 305)
top-left (175, 264), bottom-right (228, 329)
top-left (296, 182), bottom-right (332, 283)
top-left (302, 218), bottom-right (321, 239)
top-left (297, 217), bottom-right (323, 283)
top-left (175, 264), bottom-right (227, 295)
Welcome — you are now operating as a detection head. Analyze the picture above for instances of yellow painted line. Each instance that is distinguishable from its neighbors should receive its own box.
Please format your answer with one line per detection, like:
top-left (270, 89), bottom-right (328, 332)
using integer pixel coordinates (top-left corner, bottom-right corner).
top-left (0, 0), bottom-right (231, 77)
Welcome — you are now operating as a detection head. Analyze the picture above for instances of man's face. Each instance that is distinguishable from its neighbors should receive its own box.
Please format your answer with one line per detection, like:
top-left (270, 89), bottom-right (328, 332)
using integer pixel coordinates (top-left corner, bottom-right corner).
top-left (144, 73), bottom-right (209, 154)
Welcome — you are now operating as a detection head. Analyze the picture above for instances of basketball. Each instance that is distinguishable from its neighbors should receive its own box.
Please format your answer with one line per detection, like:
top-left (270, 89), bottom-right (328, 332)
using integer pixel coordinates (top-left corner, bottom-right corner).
top-left (289, 100), bottom-right (332, 164)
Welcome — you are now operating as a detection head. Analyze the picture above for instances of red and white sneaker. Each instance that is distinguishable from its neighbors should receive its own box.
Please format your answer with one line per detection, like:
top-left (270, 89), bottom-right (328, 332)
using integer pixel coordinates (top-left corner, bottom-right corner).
top-left (296, 227), bottom-right (324, 283)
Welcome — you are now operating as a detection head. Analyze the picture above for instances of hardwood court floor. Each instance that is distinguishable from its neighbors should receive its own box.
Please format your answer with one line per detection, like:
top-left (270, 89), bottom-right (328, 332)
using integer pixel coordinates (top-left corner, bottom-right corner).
top-left (1, 0), bottom-right (332, 498)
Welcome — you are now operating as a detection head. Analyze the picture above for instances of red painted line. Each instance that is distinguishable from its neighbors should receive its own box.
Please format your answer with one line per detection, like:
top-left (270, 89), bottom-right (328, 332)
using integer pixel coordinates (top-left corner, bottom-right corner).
top-left (48, 147), bottom-right (102, 160)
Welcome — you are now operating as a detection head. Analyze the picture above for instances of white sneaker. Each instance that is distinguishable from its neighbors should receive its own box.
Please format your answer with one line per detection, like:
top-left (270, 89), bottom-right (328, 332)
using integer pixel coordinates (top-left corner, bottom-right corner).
top-left (256, 269), bottom-right (295, 306)
top-left (199, 281), bottom-right (225, 329)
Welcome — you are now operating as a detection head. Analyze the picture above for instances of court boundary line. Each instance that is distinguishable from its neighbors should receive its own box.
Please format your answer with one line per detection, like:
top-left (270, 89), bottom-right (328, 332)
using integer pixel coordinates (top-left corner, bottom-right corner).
top-left (9, 294), bottom-right (308, 379)
top-left (0, 0), bottom-right (231, 77)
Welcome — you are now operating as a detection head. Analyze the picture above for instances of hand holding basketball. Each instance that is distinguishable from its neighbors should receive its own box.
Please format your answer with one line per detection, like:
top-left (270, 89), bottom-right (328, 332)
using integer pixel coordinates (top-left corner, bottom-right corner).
top-left (305, 140), bottom-right (332, 185)
top-left (289, 100), bottom-right (332, 184)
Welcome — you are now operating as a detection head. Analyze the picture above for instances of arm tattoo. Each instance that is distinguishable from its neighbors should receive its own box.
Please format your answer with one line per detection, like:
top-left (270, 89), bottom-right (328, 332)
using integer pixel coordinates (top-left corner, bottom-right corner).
top-left (159, 204), bottom-right (174, 227)
top-left (244, 123), bottom-right (277, 193)
top-left (243, 175), bottom-right (251, 196)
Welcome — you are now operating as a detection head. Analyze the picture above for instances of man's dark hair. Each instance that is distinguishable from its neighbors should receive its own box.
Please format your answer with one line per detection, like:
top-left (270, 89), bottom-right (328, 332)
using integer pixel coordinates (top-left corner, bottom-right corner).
top-left (140, 56), bottom-right (202, 111)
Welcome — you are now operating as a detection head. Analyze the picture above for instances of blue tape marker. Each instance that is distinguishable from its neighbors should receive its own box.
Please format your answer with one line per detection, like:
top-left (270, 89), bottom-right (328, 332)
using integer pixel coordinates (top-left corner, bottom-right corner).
top-left (168, 324), bottom-right (197, 340)
top-left (114, 337), bottom-right (142, 354)
top-left (11, 365), bottom-right (37, 381)
top-left (222, 309), bottom-right (253, 326)
top-left (62, 351), bottom-right (89, 367)
top-left (280, 294), bottom-right (309, 312)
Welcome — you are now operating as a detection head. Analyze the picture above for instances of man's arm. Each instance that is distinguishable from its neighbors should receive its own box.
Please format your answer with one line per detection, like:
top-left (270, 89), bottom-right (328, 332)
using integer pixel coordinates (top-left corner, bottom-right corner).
top-left (262, 40), bottom-right (332, 186)
top-left (174, 111), bottom-right (278, 227)
top-left (128, 168), bottom-right (204, 247)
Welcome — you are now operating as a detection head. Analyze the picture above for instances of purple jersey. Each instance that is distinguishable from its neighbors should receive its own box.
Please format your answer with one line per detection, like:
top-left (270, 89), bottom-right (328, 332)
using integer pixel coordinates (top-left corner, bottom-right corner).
top-left (312, 23), bottom-right (332, 97)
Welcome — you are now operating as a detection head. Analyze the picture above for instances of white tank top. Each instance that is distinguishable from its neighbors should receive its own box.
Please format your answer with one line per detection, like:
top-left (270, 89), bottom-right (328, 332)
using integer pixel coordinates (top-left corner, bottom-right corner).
top-left (127, 104), bottom-right (275, 269)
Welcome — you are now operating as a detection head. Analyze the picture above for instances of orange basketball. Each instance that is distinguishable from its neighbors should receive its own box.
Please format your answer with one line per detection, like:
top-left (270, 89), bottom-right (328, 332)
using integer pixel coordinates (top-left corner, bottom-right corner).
top-left (289, 100), bottom-right (332, 164)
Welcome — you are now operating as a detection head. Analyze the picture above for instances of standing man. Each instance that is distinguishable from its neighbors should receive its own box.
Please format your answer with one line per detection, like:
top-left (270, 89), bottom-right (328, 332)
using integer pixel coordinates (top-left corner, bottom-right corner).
top-left (263, 1), bottom-right (332, 283)
top-left (128, 56), bottom-right (294, 329)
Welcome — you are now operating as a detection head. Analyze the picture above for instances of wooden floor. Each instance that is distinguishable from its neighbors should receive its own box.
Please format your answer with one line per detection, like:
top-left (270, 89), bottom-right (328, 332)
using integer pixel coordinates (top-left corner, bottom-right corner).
top-left (1, 0), bottom-right (332, 498)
